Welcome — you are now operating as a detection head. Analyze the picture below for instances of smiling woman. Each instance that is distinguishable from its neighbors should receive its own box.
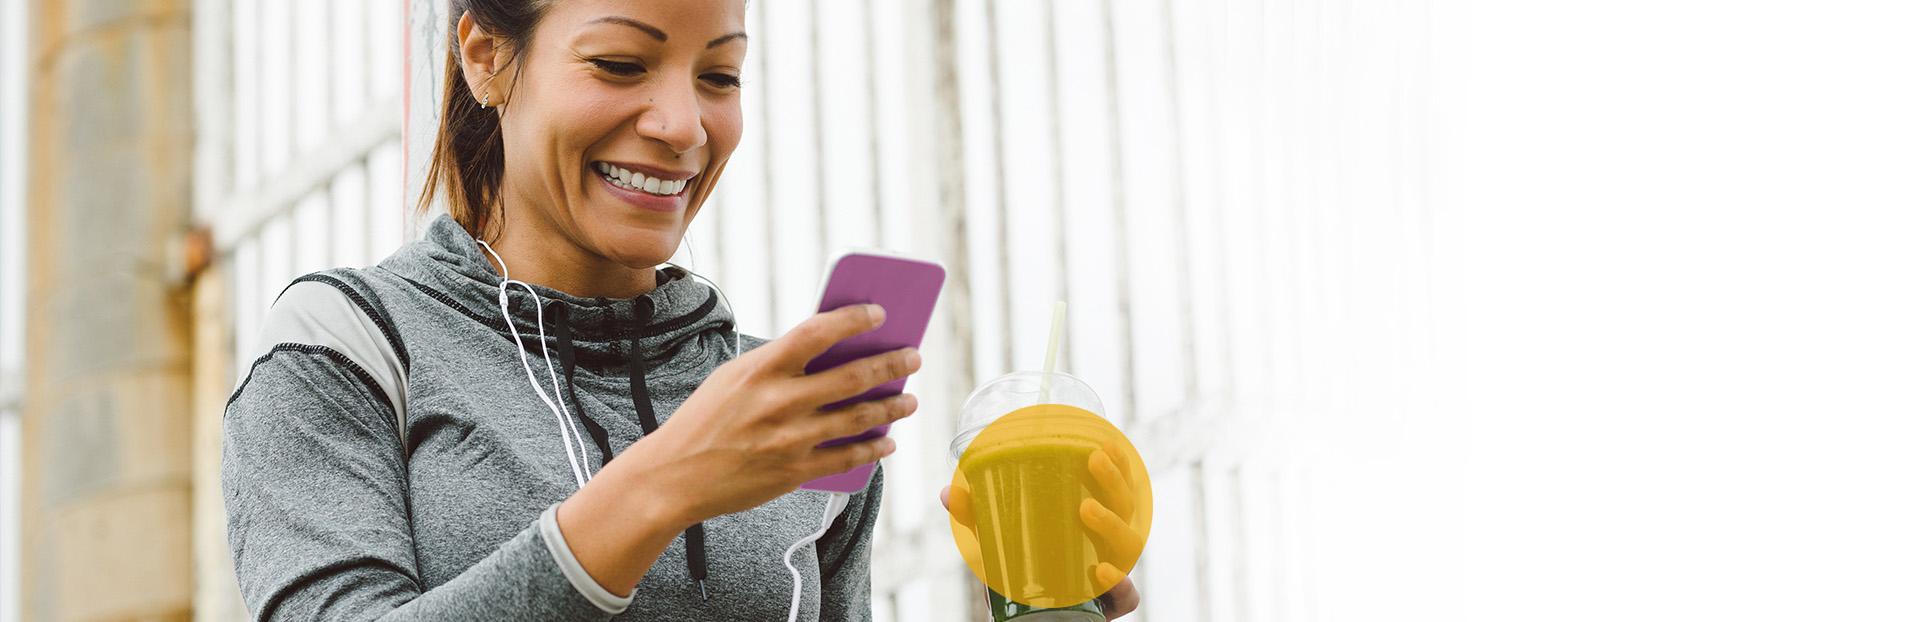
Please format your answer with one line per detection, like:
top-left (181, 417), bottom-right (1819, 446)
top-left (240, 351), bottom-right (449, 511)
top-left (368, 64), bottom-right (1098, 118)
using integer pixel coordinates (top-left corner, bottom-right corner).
top-left (421, 0), bottom-right (746, 298)
top-left (222, 1), bottom-right (921, 621)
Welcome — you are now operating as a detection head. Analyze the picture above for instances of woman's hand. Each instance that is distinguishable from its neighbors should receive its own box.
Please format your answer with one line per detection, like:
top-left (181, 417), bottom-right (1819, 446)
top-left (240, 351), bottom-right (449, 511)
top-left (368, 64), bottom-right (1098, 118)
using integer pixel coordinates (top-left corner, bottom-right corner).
top-left (940, 441), bottom-right (1146, 620)
top-left (631, 302), bottom-right (921, 522)
top-left (558, 303), bottom-right (921, 593)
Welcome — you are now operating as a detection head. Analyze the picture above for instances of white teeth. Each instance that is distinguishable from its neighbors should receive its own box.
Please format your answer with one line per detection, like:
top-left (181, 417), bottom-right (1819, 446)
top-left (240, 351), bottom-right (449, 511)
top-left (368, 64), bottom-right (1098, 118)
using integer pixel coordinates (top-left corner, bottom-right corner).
top-left (596, 162), bottom-right (693, 196)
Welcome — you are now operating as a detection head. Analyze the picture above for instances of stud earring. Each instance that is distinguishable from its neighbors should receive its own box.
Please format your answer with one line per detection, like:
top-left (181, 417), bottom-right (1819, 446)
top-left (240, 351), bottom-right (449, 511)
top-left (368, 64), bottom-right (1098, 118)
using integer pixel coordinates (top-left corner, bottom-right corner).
top-left (481, 90), bottom-right (491, 108)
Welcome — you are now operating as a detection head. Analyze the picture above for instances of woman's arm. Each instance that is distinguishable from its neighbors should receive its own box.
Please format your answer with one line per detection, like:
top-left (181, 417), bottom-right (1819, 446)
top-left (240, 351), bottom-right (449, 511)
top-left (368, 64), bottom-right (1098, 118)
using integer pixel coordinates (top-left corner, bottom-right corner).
top-left (223, 346), bottom-right (630, 621)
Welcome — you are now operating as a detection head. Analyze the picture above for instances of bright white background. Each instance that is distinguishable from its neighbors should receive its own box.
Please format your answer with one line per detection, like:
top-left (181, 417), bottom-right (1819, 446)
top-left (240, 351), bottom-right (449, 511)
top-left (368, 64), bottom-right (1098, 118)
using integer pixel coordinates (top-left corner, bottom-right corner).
top-left (1431, 1), bottom-right (1926, 620)
top-left (4, 1), bottom-right (1925, 621)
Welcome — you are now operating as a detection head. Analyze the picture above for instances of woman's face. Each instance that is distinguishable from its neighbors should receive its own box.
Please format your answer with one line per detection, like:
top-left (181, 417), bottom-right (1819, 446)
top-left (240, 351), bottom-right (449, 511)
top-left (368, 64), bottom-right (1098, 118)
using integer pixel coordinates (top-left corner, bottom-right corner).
top-left (475, 0), bottom-right (746, 270)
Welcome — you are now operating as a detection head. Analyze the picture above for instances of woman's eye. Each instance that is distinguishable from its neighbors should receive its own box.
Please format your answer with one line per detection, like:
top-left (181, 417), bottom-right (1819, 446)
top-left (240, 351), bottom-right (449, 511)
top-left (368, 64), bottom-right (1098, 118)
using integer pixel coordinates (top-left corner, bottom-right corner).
top-left (588, 58), bottom-right (645, 77)
top-left (702, 73), bottom-right (742, 89)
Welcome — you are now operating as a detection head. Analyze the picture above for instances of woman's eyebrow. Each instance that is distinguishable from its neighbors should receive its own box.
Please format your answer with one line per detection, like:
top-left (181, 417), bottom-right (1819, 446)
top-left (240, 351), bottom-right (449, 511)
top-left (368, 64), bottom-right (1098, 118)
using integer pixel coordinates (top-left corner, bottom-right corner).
top-left (706, 32), bottom-right (748, 48)
top-left (587, 16), bottom-right (747, 49)
top-left (590, 16), bottom-right (667, 42)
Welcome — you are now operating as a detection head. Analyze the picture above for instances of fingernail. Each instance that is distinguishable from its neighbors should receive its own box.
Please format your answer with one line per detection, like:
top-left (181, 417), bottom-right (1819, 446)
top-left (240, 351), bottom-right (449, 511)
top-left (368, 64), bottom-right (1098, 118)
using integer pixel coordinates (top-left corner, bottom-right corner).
top-left (867, 304), bottom-right (885, 325)
top-left (903, 348), bottom-right (922, 369)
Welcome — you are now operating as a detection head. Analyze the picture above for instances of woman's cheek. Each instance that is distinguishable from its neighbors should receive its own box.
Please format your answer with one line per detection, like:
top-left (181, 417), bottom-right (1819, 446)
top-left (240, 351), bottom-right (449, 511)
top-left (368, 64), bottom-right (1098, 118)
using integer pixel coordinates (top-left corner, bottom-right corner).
top-left (705, 102), bottom-right (745, 156)
top-left (570, 91), bottom-right (634, 137)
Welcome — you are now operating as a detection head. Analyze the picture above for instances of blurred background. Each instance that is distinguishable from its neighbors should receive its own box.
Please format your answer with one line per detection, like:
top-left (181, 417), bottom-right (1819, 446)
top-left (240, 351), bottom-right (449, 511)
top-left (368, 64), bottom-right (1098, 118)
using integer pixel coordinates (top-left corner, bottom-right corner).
top-left (5, 0), bottom-right (1926, 621)
top-left (1, 0), bottom-right (1439, 619)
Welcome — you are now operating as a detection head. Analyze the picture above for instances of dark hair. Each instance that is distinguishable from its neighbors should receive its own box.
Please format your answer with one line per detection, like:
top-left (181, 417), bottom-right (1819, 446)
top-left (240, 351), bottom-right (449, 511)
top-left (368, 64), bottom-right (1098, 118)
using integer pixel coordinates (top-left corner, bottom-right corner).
top-left (416, 1), bottom-right (551, 240)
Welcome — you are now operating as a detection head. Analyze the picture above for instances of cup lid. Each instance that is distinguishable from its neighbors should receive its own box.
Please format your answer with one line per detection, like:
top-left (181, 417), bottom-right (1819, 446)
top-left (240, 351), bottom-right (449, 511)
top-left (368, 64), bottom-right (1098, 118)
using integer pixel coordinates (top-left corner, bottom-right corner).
top-left (949, 371), bottom-right (1106, 459)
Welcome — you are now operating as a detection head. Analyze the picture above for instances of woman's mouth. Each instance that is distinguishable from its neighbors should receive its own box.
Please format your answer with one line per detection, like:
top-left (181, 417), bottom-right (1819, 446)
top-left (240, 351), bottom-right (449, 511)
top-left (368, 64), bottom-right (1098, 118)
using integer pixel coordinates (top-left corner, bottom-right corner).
top-left (594, 161), bottom-right (695, 197)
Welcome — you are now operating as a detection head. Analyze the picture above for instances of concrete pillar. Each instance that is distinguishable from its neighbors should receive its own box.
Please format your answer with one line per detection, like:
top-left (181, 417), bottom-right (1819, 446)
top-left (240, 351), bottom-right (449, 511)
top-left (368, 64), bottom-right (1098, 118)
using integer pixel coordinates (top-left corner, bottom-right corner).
top-left (189, 262), bottom-right (244, 622)
top-left (21, 0), bottom-right (196, 619)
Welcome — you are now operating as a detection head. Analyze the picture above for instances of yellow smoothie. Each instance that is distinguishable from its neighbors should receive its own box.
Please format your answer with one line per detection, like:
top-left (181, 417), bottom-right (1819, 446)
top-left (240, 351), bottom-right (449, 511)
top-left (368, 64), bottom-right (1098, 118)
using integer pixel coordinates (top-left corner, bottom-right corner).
top-left (953, 405), bottom-right (1110, 607)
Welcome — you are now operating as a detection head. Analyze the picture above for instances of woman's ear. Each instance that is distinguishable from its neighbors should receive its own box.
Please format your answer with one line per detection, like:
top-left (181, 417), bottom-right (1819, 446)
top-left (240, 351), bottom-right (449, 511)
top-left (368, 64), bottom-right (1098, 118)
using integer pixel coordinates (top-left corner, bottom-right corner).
top-left (457, 12), bottom-right (517, 107)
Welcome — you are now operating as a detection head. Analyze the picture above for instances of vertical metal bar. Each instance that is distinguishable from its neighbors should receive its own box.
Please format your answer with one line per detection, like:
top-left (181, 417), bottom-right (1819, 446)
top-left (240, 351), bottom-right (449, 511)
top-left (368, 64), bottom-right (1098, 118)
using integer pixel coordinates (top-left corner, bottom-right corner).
top-left (1094, 0), bottom-right (1139, 425)
top-left (927, 0), bottom-right (978, 394)
top-left (404, 0), bottom-right (446, 232)
top-left (754, 0), bottom-right (780, 326)
top-left (1158, 0), bottom-right (1201, 405)
top-left (1038, 0), bottom-right (1072, 366)
top-left (1189, 461), bottom-right (1215, 622)
top-left (1226, 465), bottom-right (1251, 620)
top-left (982, 0), bottom-right (1014, 375)
top-left (864, 0), bottom-right (887, 247)
top-left (808, 0), bottom-right (830, 254)
top-left (0, 0), bottom-right (24, 618)
top-left (920, 0), bottom-right (985, 615)
top-left (192, 0), bottom-right (233, 223)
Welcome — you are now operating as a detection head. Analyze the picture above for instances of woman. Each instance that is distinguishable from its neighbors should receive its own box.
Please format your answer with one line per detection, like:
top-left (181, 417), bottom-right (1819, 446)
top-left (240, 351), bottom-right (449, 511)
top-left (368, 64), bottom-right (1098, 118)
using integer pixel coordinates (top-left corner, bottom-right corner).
top-left (222, 1), bottom-right (1139, 620)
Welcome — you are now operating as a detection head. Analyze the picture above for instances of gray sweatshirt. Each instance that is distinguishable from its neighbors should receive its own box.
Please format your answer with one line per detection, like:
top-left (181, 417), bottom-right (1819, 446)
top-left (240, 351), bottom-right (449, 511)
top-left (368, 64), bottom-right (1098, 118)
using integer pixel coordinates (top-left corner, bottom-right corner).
top-left (222, 214), bottom-right (884, 621)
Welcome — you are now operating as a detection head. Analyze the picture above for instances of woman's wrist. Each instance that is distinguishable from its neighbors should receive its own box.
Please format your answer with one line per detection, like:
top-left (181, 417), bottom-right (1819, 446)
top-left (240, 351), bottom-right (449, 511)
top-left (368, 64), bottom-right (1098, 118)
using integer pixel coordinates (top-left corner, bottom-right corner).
top-left (555, 450), bottom-right (693, 595)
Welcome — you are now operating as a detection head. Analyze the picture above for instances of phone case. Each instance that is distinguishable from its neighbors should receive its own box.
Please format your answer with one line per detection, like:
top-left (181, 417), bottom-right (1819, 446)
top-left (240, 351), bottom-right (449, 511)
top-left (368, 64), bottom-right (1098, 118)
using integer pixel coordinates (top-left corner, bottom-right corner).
top-left (798, 251), bottom-right (946, 493)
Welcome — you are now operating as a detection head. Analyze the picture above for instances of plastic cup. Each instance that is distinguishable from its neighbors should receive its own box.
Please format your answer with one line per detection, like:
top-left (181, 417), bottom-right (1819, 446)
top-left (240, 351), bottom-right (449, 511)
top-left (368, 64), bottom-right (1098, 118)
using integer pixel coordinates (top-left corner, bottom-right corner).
top-left (950, 371), bottom-right (1109, 622)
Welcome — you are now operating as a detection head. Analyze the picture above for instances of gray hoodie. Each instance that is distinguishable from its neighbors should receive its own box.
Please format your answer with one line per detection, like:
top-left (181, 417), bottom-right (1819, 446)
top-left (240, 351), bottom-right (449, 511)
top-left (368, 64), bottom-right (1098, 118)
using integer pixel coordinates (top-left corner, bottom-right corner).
top-left (222, 214), bottom-right (884, 621)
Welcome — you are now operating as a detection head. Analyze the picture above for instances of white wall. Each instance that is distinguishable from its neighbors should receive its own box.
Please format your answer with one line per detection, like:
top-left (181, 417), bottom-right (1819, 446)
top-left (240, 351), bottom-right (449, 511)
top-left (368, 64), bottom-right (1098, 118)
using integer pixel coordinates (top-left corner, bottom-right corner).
top-left (1433, 1), bottom-right (1926, 620)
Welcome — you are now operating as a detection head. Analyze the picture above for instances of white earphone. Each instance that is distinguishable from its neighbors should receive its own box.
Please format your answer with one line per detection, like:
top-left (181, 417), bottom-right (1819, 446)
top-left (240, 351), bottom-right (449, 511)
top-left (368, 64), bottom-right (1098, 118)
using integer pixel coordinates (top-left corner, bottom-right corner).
top-left (475, 239), bottom-right (594, 489)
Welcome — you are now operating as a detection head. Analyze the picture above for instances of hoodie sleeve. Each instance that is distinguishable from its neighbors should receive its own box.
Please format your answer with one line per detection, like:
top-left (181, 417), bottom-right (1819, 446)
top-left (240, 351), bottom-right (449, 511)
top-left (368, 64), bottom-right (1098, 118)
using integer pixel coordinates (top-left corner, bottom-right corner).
top-left (222, 347), bottom-right (622, 621)
top-left (815, 463), bottom-right (886, 622)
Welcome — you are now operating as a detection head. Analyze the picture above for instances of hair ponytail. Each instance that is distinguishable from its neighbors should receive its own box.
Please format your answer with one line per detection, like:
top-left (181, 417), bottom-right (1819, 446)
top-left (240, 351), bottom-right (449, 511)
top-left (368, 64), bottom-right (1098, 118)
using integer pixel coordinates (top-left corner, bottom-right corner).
top-left (415, 1), bottom-right (550, 240)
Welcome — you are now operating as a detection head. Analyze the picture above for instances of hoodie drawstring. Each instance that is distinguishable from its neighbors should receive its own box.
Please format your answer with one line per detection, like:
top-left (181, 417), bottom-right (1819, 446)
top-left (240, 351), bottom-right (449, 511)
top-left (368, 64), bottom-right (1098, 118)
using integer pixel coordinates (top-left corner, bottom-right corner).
top-left (628, 296), bottom-right (711, 601)
top-left (544, 301), bottom-right (613, 465)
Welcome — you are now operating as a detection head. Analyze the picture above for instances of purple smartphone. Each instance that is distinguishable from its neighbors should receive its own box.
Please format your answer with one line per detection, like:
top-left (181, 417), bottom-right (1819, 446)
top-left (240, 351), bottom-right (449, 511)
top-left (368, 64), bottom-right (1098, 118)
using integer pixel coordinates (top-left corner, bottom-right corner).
top-left (798, 251), bottom-right (946, 493)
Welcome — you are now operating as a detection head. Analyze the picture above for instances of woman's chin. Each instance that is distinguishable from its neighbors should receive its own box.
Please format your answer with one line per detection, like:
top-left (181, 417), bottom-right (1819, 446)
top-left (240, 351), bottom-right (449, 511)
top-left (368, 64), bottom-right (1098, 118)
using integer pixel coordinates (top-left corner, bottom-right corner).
top-left (585, 232), bottom-right (679, 271)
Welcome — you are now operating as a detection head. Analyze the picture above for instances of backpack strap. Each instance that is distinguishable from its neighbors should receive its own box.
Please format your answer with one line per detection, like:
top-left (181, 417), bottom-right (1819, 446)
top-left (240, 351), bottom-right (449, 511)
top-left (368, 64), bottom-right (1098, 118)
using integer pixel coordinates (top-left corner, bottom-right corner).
top-left (260, 272), bottom-right (411, 451)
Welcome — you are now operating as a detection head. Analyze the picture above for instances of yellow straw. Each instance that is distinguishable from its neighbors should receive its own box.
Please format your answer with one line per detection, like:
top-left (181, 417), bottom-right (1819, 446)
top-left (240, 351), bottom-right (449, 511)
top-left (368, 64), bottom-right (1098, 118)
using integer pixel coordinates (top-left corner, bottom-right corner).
top-left (1039, 300), bottom-right (1067, 403)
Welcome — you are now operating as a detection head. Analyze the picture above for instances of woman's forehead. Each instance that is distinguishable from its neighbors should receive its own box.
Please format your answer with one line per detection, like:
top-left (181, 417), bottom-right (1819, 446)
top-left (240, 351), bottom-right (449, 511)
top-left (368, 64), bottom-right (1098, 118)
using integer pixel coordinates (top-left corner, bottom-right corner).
top-left (548, 0), bottom-right (748, 40)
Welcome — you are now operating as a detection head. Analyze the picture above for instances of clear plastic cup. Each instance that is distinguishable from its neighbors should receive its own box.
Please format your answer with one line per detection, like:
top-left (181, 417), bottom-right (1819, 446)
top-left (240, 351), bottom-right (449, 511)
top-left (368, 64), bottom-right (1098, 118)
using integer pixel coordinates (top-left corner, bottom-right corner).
top-left (949, 371), bottom-right (1109, 622)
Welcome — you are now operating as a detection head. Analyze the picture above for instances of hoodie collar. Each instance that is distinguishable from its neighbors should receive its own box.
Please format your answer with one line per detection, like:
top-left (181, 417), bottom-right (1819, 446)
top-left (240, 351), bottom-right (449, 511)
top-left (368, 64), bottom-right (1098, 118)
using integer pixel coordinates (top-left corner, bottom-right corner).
top-left (386, 214), bottom-right (735, 369)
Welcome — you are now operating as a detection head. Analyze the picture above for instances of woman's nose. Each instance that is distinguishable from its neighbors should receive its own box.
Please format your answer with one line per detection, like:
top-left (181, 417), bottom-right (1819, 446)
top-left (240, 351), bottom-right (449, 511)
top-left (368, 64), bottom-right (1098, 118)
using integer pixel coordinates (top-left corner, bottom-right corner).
top-left (634, 84), bottom-right (708, 156)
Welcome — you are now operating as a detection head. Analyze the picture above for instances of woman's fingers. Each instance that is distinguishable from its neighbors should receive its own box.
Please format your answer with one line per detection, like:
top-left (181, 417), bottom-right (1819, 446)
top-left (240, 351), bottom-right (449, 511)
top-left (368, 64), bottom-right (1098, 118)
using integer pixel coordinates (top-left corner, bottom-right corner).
top-left (800, 433), bottom-right (896, 479)
top-left (940, 482), bottom-right (976, 528)
top-left (1080, 497), bottom-right (1145, 563)
top-left (942, 485), bottom-right (986, 568)
top-left (1093, 570), bottom-right (1140, 620)
top-left (809, 393), bottom-right (918, 443)
top-left (1103, 438), bottom-right (1138, 485)
top-left (789, 347), bottom-right (921, 408)
top-left (1087, 448), bottom-right (1135, 522)
top-left (762, 304), bottom-right (886, 374)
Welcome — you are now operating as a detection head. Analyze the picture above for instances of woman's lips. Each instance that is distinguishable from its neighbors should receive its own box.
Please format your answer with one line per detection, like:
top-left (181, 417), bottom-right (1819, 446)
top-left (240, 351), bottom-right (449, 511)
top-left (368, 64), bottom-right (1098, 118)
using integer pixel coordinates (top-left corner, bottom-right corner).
top-left (593, 162), bottom-right (693, 213)
top-left (596, 161), bottom-right (697, 194)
